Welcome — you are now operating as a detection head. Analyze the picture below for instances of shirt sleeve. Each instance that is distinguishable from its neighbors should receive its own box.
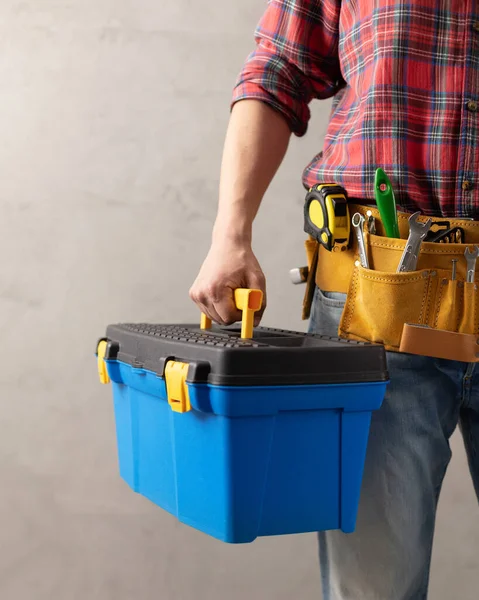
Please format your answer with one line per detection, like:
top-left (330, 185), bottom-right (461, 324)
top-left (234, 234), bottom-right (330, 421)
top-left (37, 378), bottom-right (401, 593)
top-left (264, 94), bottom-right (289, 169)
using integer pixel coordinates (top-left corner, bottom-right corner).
top-left (231, 0), bottom-right (342, 137)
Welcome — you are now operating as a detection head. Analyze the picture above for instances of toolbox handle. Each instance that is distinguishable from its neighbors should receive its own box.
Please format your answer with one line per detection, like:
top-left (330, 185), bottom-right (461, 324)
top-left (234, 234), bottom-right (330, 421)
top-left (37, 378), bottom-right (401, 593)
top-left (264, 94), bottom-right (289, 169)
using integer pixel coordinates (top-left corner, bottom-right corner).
top-left (200, 288), bottom-right (263, 339)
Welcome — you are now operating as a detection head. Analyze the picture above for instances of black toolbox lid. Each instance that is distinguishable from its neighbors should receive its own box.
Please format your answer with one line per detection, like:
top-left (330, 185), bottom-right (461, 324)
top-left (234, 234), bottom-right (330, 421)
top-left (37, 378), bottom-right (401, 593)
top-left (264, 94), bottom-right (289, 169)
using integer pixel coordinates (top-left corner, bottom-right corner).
top-left (102, 323), bottom-right (389, 386)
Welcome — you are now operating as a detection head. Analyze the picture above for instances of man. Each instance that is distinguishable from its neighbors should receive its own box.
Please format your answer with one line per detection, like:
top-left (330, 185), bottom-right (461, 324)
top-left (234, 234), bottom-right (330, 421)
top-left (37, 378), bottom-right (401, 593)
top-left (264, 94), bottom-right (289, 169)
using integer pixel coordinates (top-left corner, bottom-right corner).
top-left (190, 1), bottom-right (479, 598)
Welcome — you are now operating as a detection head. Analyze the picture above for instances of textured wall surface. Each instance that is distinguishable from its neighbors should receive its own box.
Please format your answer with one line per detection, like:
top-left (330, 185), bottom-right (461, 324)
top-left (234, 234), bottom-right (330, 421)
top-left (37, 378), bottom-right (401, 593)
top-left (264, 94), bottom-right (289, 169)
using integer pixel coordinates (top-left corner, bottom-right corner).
top-left (0, 2), bottom-right (477, 598)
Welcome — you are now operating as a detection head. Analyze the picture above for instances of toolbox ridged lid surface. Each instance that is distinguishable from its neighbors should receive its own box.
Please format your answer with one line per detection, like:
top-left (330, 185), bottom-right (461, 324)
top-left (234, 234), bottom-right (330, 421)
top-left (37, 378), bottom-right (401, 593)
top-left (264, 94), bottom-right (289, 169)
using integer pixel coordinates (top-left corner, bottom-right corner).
top-left (103, 324), bottom-right (389, 386)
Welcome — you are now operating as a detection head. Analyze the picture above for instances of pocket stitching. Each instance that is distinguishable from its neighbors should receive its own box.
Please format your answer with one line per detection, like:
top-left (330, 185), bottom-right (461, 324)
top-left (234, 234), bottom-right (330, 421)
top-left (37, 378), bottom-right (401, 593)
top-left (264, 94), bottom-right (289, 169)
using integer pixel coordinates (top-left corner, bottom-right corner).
top-left (475, 285), bottom-right (477, 335)
top-left (361, 272), bottom-right (427, 284)
top-left (422, 274), bottom-right (436, 325)
top-left (476, 284), bottom-right (479, 334)
top-left (433, 280), bottom-right (447, 329)
top-left (456, 284), bottom-right (463, 332)
top-left (417, 277), bottom-right (429, 324)
top-left (460, 283), bottom-right (477, 335)
top-left (343, 266), bottom-right (360, 332)
top-left (369, 237), bottom-right (474, 256)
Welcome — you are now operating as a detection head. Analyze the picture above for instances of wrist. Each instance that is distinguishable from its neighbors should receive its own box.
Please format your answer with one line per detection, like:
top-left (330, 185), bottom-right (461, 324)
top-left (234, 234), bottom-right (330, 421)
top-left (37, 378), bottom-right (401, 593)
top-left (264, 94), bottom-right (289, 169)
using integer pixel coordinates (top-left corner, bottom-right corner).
top-left (212, 212), bottom-right (253, 246)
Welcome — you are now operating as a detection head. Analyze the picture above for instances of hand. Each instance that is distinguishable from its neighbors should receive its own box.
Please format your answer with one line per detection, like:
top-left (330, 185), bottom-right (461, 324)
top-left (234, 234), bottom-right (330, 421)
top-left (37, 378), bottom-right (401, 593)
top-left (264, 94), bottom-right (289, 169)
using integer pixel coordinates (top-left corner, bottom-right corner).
top-left (189, 240), bottom-right (266, 326)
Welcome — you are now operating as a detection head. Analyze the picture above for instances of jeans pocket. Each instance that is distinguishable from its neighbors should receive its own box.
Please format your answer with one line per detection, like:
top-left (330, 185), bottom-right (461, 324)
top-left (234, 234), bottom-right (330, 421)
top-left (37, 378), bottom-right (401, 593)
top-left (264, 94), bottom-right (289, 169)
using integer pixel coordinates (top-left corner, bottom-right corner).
top-left (309, 287), bottom-right (347, 337)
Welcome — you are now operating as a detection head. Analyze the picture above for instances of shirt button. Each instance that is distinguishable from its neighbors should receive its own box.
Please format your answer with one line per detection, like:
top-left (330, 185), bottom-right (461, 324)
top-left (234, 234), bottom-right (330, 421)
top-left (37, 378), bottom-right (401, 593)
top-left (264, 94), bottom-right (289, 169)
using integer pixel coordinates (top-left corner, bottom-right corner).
top-left (467, 100), bottom-right (478, 112)
top-left (462, 180), bottom-right (473, 191)
top-left (473, 22), bottom-right (479, 33)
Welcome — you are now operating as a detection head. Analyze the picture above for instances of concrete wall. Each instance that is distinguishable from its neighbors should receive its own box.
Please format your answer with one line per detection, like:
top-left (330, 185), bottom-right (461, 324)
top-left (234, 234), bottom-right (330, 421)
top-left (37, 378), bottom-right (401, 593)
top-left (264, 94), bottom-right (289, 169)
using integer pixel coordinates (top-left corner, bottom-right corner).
top-left (0, 2), bottom-right (477, 598)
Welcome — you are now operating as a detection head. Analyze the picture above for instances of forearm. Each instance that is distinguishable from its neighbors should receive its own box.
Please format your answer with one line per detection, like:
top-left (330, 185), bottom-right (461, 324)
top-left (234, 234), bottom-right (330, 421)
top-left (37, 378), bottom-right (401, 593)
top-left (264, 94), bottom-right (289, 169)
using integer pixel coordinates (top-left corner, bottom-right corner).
top-left (213, 99), bottom-right (291, 245)
top-left (191, 0), bottom-right (342, 323)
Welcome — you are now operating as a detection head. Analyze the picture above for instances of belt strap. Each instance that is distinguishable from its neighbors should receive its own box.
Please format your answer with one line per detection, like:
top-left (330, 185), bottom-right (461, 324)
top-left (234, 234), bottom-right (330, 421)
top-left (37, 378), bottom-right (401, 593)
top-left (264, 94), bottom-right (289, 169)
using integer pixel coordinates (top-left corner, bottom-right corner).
top-left (315, 204), bottom-right (479, 294)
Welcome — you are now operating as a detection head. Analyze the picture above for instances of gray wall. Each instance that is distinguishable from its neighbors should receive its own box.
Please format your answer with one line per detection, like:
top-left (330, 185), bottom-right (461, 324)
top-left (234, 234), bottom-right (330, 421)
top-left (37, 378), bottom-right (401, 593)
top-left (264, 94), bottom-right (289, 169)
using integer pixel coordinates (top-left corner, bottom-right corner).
top-left (1, 2), bottom-right (477, 599)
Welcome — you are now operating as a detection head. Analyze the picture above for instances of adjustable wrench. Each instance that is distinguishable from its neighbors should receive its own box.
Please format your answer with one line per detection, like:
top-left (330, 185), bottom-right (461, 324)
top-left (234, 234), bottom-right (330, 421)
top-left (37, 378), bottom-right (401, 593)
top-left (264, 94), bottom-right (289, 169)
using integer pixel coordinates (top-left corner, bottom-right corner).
top-left (352, 212), bottom-right (370, 268)
top-left (464, 245), bottom-right (479, 283)
top-left (397, 212), bottom-right (432, 272)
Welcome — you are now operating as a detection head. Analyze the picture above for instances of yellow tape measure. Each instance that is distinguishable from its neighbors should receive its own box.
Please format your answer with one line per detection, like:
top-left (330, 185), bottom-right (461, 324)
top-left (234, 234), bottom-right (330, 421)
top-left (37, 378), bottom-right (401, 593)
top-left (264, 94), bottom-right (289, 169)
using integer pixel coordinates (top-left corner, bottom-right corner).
top-left (304, 184), bottom-right (351, 251)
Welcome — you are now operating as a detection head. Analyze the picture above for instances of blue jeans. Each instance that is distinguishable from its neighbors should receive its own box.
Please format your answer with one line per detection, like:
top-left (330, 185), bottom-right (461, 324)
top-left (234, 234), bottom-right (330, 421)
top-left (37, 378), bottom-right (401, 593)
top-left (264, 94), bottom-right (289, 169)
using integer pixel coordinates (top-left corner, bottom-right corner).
top-left (309, 287), bottom-right (479, 600)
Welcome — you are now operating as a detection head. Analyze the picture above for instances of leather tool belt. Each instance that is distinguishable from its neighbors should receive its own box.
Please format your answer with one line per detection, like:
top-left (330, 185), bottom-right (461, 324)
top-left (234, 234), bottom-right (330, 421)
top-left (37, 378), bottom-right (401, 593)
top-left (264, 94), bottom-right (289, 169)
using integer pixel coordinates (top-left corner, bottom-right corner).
top-left (303, 203), bottom-right (479, 362)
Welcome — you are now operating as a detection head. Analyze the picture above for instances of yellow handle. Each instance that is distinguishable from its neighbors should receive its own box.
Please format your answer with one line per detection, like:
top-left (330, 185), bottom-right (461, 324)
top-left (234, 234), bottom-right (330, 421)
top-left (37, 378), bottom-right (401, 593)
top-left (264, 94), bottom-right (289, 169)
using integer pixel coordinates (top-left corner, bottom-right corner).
top-left (200, 288), bottom-right (263, 339)
top-left (200, 313), bottom-right (212, 330)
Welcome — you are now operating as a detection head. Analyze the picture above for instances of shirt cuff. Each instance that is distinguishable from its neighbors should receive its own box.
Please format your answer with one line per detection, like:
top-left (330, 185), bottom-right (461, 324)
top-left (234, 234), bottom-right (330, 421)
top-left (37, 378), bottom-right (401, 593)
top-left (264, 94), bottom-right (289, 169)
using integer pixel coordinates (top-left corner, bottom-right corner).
top-left (231, 52), bottom-right (313, 137)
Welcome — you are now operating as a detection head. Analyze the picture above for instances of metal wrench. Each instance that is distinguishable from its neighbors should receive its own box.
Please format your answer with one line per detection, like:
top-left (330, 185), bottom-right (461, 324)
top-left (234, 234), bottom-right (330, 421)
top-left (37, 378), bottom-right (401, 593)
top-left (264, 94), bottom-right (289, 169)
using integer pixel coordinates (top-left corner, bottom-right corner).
top-left (352, 213), bottom-right (370, 268)
top-left (366, 210), bottom-right (377, 235)
top-left (397, 212), bottom-right (433, 272)
top-left (464, 245), bottom-right (479, 283)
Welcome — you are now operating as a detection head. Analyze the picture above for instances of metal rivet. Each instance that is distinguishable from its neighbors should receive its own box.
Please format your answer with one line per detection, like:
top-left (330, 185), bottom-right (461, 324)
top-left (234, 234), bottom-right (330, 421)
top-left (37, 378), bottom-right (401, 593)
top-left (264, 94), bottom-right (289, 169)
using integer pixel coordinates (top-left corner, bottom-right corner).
top-left (462, 180), bottom-right (473, 191)
top-left (441, 278), bottom-right (448, 285)
top-left (431, 271), bottom-right (437, 277)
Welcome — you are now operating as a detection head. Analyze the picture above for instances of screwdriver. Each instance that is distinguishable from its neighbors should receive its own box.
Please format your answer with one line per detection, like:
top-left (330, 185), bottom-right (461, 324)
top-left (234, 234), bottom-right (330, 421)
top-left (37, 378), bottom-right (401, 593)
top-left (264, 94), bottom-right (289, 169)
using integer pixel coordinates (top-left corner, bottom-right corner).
top-left (289, 266), bottom-right (309, 284)
top-left (374, 168), bottom-right (400, 238)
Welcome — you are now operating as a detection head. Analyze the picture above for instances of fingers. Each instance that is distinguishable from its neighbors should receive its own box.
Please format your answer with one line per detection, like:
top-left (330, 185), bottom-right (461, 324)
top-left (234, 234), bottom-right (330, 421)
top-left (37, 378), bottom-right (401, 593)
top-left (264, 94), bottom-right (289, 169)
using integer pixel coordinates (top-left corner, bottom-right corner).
top-left (190, 280), bottom-right (266, 327)
top-left (189, 245), bottom-right (267, 328)
top-left (198, 301), bottom-right (223, 326)
top-left (190, 282), bottom-right (241, 326)
top-left (213, 289), bottom-right (242, 325)
top-left (189, 285), bottom-right (224, 325)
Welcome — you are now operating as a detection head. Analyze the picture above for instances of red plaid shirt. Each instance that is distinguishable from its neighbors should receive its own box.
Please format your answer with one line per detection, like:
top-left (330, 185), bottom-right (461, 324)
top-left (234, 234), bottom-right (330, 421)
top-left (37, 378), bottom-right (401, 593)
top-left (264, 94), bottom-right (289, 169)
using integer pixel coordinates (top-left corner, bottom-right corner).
top-left (232, 0), bottom-right (479, 218)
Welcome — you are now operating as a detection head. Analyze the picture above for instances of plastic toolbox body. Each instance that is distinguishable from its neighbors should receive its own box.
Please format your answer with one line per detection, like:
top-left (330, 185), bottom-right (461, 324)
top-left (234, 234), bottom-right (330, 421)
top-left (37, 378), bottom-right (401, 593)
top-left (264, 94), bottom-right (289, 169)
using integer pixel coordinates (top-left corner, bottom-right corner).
top-left (100, 323), bottom-right (389, 544)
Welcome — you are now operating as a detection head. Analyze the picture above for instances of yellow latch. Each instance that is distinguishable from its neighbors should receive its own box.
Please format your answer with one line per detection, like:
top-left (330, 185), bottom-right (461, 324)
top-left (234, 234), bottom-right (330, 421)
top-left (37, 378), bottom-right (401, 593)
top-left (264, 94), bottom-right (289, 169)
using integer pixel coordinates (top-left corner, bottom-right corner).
top-left (97, 340), bottom-right (110, 385)
top-left (165, 361), bottom-right (191, 413)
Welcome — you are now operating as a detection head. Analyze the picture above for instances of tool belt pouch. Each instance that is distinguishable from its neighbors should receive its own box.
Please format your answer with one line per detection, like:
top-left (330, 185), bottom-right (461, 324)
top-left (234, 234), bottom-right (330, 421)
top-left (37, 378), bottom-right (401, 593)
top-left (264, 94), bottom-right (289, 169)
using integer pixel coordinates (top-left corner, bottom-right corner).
top-left (310, 209), bottom-right (479, 362)
top-left (302, 237), bottom-right (320, 320)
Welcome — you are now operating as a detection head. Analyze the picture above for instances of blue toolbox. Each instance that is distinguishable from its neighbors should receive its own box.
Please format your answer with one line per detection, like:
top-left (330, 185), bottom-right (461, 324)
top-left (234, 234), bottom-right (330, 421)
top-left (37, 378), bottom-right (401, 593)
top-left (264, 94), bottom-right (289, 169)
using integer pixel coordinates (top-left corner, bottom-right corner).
top-left (96, 289), bottom-right (388, 544)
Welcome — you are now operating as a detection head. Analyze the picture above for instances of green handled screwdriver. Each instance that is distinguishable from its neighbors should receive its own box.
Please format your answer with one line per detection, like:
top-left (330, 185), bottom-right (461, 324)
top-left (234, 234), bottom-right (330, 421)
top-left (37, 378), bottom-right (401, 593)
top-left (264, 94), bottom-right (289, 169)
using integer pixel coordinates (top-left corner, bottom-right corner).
top-left (374, 168), bottom-right (400, 238)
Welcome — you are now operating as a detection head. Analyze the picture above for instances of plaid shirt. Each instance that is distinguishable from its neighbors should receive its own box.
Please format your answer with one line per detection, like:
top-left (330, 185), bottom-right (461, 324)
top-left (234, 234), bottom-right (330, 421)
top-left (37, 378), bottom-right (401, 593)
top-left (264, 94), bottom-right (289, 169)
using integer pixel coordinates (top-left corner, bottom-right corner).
top-left (232, 0), bottom-right (479, 218)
